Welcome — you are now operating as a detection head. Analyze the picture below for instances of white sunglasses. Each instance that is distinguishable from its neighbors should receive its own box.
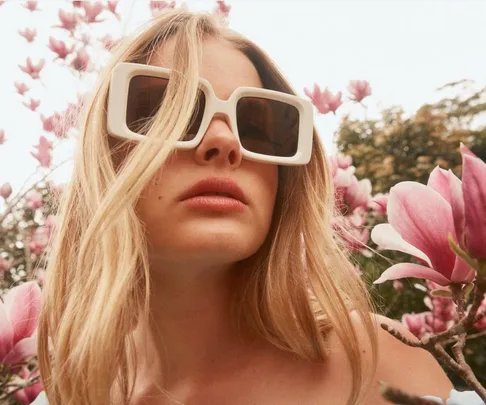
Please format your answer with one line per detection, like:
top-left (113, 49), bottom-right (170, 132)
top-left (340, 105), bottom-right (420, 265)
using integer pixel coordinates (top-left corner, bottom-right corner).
top-left (107, 62), bottom-right (314, 165)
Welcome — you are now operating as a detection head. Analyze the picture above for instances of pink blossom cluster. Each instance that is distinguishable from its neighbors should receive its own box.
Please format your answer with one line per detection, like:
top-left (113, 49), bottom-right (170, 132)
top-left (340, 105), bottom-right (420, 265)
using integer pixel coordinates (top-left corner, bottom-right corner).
top-left (329, 153), bottom-right (386, 257)
top-left (0, 282), bottom-right (45, 404)
top-left (304, 80), bottom-right (372, 115)
top-left (402, 281), bottom-right (459, 339)
top-left (4, 0), bottom-right (122, 170)
top-left (371, 144), bottom-right (485, 287)
top-left (402, 280), bottom-right (486, 339)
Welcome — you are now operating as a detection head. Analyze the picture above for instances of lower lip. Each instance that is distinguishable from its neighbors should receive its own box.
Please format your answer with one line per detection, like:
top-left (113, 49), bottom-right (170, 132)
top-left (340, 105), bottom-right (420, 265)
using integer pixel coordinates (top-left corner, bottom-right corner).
top-left (181, 196), bottom-right (246, 212)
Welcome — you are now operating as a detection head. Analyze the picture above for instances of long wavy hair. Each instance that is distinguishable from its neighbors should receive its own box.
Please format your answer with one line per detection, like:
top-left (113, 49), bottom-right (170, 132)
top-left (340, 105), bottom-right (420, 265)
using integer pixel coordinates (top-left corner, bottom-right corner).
top-left (37, 9), bottom-right (379, 405)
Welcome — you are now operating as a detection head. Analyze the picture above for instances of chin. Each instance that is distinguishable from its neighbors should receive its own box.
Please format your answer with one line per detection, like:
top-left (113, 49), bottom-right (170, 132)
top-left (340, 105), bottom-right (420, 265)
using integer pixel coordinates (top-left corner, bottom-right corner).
top-left (153, 231), bottom-right (264, 263)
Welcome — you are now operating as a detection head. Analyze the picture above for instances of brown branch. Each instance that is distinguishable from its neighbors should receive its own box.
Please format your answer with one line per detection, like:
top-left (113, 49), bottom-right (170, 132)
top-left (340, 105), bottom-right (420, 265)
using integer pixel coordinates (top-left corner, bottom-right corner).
top-left (380, 381), bottom-right (443, 405)
top-left (443, 328), bottom-right (486, 345)
top-left (380, 280), bottom-right (486, 401)
top-left (379, 323), bottom-right (423, 347)
top-left (0, 374), bottom-right (41, 401)
top-left (0, 158), bottom-right (69, 225)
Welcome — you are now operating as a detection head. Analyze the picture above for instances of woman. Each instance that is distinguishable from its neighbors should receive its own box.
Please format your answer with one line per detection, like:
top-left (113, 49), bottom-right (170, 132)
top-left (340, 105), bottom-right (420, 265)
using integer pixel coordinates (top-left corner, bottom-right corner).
top-left (35, 9), bottom-right (454, 405)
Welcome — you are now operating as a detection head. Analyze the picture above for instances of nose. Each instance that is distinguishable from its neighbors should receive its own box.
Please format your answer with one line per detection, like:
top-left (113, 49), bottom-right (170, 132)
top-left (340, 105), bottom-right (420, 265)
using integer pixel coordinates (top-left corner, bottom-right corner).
top-left (193, 115), bottom-right (243, 168)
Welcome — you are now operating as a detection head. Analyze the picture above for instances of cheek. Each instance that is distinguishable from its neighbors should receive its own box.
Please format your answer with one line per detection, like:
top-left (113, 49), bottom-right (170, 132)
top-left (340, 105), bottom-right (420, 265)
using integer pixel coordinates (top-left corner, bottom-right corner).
top-left (250, 162), bottom-right (279, 219)
top-left (135, 171), bottom-right (173, 225)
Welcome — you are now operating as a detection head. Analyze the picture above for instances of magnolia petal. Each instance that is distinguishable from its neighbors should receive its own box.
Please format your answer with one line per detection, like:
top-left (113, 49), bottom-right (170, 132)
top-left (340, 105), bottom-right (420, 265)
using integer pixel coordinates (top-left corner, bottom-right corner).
top-left (2, 334), bottom-right (38, 368)
top-left (0, 303), bottom-right (14, 362)
top-left (462, 154), bottom-right (486, 259)
top-left (460, 143), bottom-right (478, 158)
top-left (370, 223), bottom-right (431, 266)
top-left (388, 182), bottom-right (456, 279)
top-left (373, 263), bottom-right (452, 286)
top-left (333, 167), bottom-right (353, 188)
top-left (427, 166), bottom-right (451, 204)
top-left (450, 255), bottom-right (476, 284)
top-left (2, 282), bottom-right (42, 344)
top-left (448, 170), bottom-right (465, 247)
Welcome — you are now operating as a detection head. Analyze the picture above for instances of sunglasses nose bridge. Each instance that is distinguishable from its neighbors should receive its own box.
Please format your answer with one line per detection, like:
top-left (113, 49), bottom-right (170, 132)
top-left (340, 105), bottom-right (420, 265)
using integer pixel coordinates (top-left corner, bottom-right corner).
top-left (206, 98), bottom-right (236, 130)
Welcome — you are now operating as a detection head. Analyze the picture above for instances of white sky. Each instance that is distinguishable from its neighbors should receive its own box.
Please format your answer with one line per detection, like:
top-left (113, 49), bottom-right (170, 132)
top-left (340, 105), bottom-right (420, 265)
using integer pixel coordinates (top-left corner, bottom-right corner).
top-left (0, 0), bottom-right (485, 194)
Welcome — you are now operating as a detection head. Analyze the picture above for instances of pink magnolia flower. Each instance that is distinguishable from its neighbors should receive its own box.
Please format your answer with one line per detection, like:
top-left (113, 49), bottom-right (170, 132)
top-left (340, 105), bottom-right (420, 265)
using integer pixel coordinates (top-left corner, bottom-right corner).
top-left (150, 0), bottom-right (176, 17)
top-left (333, 210), bottom-right (370, 257)
top-left (216, 0), bottom-right (231, 15)
top-left (50, 99), bottom-right (82, 139)
top-left (213, 0), bottom-right (231, 25)
top-left (29, 240), bottom-right (47, 255)
top-left (29, 222), bottom-right (53, 255)
top-left (331, 165), bottom-right (354, 211)
top-left (31, 136), bottom-right (53, 168)
top-left (19, 57), bottom-right (45, 80)
top-left (402, 313), bottom-right (428, 338)
top-left (424, 312), bottom-right (450, 334)
top-left (14, 81), bottom-right (29, 95)
top-left (470, 296), bottom-right (486, 330)
top-left (0, 182), bottom-right (12, 199)
top-left (0, 129), bottom-right (5, 144)
top-left (0, 282), bottom-right (42, 373)
top-left (423, 281), bottom-right (457, 327)
top-left (369, 193), bottom-right (389, 216)
top-left (44, 214), bottom-right (58, 236)
top-left (330, 161), bottom-right (371, 215)
top-left (99, 34), bottom-right (122, 50)
top-left (26, 190), bottom-right (43, 209)
top-left (58, 9), bottom-right (78, 31)
top-left (329, 153), bottom-right (353, 170)
top-left (18, 27), bottom-right (36, 42)
top-left (48, 37), bottom-right (74, 59)
top-left (71, 48), bottom-right (90, 71)
top-left (23, 0), bottom-right (39, 11)
top-left (448, 144), bottom-right (486, 259)
top-left (72, 0), bottom-right (83, 6)
top-left (348, 80), bottom-right (372, 102)
top-left (23, 98), bottom-right (41, 111)
top-left (371, 171), bottom-right (476, 286)
top-left (393, 280), bottom-right (404, 291)
top-left (35, 268), bottom-right (46, 287)
top-left (343, 176), bottom-right (372, 213)
top-left (40, 112), bottom-right (61, 133)
top-left (82, 1), bottom-right (104, 23)
top-left (304, 84), bottom-right (342, 114)
top-left (107, 0), bottom-right (119, 18)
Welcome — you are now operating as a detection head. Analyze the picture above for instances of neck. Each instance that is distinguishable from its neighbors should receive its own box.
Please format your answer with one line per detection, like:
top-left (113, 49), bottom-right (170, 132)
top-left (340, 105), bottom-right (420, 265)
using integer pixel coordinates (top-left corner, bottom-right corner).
top-left (130, 259), bottom-right (261, 392)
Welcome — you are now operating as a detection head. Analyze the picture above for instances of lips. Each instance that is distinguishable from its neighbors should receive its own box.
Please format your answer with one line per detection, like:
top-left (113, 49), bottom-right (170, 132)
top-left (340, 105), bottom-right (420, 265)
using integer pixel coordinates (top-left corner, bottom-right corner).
top-left (179, 177), bottom-right (248, 204)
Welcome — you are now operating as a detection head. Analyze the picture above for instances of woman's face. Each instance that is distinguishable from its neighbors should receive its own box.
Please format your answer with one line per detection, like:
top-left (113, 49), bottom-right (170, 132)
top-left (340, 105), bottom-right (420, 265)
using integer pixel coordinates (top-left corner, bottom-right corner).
top-left (135, 38), bottom-right (279, 268)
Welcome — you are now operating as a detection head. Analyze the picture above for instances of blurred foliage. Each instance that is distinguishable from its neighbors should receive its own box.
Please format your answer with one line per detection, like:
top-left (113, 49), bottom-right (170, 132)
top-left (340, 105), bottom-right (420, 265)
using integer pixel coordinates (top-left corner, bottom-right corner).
top-left (0, 182), bottom-right (59, 297)
top-left (335, 80), bottom-right (486, 194)
top-left (339, 80), bottom-right (486, 387)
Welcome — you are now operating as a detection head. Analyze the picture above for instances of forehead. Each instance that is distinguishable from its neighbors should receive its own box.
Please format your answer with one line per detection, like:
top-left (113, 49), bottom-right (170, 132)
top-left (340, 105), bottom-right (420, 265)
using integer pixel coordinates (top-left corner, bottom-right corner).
top-left (148, 37), bottom-right (263, 100)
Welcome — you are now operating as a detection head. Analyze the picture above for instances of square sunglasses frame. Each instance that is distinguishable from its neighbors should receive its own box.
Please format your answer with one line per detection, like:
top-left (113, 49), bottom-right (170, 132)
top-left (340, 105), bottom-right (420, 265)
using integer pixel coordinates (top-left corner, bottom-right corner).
top-left (107, 62), bottom-right (314, 166)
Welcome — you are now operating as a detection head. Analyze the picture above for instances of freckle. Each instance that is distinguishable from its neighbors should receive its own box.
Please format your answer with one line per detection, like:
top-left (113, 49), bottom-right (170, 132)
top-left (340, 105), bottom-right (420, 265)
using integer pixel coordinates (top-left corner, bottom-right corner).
top-left (158, 196), bottom-right (162, 200)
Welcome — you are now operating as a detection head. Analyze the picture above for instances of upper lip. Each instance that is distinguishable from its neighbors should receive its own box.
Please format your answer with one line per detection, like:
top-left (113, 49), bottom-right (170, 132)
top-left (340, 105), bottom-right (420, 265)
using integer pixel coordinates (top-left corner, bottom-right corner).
top-left (179, 177), bottom-right (248, 204)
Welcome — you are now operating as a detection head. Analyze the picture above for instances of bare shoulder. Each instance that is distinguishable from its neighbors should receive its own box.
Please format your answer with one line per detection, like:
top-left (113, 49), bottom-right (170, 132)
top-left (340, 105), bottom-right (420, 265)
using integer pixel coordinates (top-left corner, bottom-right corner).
top-left (308, 311), bottom-right (453, 404)
top-left (354, 312), bottom-right (454, 403)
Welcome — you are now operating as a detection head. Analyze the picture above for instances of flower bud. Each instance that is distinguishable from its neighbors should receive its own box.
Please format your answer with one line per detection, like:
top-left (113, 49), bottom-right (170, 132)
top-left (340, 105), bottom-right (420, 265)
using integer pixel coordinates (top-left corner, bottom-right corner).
top-left (0, 183), bottom-right (12, 199)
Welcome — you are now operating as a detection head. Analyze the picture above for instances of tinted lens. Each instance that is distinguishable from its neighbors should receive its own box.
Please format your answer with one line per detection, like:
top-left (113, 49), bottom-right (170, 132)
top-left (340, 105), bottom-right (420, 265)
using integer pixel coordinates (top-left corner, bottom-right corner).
top-left (236, 97), bottom-right (299, 157)
top-left (126, 75), bottom-right (206, 139)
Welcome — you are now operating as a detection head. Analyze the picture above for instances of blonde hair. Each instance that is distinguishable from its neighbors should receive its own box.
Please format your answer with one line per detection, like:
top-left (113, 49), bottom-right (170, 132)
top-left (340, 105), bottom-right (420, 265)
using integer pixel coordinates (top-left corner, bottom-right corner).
top-left (37, 10), bottom-right (379, 405)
